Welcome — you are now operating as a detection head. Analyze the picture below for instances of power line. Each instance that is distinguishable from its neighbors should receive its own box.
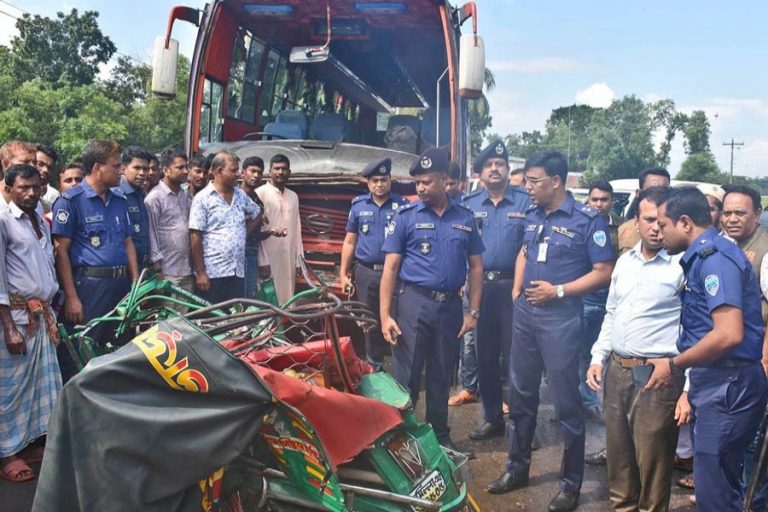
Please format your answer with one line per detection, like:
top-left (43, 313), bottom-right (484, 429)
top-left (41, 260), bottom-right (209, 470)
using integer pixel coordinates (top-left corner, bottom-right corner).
top-left (723, 138), bottom-right (744, 184)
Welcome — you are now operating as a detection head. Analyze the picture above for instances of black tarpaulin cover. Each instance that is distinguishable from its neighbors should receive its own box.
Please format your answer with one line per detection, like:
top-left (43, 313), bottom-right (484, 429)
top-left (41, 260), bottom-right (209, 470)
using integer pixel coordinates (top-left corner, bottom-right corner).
top-left (32, 317), bottom-right (273, 512)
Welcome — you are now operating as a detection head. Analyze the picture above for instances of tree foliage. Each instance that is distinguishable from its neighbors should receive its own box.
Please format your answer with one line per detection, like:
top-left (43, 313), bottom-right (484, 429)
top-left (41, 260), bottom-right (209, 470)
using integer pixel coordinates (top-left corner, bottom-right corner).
top-left (0, 10), bottom-right (188, 169)
top-left (8, 9), bottom-right (116, 86)
top-left (468, 68), bottom-right (496, 158)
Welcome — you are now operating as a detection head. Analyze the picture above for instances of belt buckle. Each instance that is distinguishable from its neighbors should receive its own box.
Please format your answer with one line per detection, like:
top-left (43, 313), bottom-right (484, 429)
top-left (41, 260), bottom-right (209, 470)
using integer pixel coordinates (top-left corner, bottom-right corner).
top-left (487, 271), bottom-right (498, 281)
top-left (432, 291), bottom-right (447, 302)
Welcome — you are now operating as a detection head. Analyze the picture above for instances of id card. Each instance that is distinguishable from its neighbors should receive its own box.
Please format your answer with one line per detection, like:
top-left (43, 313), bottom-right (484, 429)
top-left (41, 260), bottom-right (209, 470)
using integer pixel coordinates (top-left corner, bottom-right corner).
top-left (537, 242), bottom-right (548, 262)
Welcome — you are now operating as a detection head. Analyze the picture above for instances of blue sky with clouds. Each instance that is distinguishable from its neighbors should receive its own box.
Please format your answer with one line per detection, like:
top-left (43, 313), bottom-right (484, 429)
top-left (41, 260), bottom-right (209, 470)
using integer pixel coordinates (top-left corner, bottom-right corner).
top-left (1, 0), bottom-right (766, 176)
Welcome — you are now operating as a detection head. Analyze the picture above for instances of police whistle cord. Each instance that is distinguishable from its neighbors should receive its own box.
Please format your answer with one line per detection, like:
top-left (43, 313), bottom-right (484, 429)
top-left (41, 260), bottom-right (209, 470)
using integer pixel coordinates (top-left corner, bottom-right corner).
top-left (745, 408), bottom-right (768, 510)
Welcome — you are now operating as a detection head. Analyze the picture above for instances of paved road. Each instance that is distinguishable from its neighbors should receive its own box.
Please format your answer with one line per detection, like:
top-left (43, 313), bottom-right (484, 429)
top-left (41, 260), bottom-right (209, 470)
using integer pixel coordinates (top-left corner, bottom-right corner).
top-left (0, 383), bottom-right (697, 512)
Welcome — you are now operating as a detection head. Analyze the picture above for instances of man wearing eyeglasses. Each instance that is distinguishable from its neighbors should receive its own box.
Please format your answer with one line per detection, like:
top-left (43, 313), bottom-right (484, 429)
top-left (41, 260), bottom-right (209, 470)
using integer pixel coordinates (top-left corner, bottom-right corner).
top-left (488, 150), bottom-right (614, 512)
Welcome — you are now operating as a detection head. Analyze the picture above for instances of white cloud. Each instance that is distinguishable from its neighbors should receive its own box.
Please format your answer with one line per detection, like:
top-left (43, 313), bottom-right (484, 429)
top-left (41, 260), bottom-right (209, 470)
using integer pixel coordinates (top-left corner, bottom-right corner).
top-left (487, 57), bottom-right (585, 74)
top-left (575, 82), bottom-right (615, 108)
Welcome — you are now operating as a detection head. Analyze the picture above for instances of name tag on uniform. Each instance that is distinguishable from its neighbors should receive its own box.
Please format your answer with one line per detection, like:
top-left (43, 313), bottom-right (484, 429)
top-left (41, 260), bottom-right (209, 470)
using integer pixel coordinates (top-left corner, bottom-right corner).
top-left (85, 215), bottom-right (104, 223)
top-left (526, 224), bottom-right (538, 231)
top-left (358, 211), bottom-right (374, 217)
top-left (415, 223), bottom-right (434, 229)
top-left (507, 212), bottom-right (525, 219)
top-left (474, 211), bottom-right (488, 218)
top-left (128, 206), bottom-right (140, 213)
top-left (452, 224), bottom-right (472, 233)
top-left (537, 242), bottom-right (548, 262)
top-left (552, 226), bottom-right (575, 238)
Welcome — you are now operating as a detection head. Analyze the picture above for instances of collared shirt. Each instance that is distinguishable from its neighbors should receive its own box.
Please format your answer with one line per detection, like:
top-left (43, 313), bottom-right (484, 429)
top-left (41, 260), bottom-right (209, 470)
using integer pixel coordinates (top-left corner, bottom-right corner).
top-left (679, 227), bottom-right (763, 361)
top-left (145, 180), bottom-right (192, 277)
top-left (461, 185), bottom-right (530, 271)
top-left (381, 198), bottom-right (484, 292)
top-left (115, 176), bottom-right (150, 259)
top-left (346, 192), bottom-right (408, 264)
top-left (521, 192), bottom-right (614, 290)
top-left (51, 180), bottom-right (132, 267)
top-left (188, 183), bottom-right (260, 278)
top-left (41, 185), bottom-right (60, 211)
top-left (0, 202), bottom-right (59, 325)
top-left (591, 242), bottom-right (684, 365)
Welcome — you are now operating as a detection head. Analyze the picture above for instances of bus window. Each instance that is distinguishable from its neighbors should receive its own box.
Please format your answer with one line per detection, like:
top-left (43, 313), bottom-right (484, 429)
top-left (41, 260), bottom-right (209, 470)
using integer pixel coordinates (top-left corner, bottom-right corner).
top-left (227, 30), bottom-right (264, 123)
top-left (258, 49), bottom-right (282, 124)
top-left (270, 57), bottom-right (290, 118)
top-left (200, 78), bottom-right (224, 144)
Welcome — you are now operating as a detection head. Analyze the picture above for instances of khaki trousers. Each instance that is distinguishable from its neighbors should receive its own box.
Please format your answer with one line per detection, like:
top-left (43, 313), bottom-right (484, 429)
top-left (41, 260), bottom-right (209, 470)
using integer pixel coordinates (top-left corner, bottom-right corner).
top-left (604, 358), bottom-right (683, 512)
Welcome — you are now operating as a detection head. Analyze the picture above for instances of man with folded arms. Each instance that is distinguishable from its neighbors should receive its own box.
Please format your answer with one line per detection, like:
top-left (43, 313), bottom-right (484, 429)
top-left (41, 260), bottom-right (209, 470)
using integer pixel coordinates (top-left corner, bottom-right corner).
top-left (587, 187), bottom-right (690, 511)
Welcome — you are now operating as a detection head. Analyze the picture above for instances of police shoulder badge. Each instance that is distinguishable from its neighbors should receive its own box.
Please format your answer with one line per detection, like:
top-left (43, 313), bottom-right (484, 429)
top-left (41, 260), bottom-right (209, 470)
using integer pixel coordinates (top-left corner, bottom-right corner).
top-left (55, 209), bottom-right (69, 224)
top-left (704, 274), bottom-right (719, 296)
top-left (592, 230), bottom-right (607, 247)
top-left (419, 241), bottom-right (431, 255)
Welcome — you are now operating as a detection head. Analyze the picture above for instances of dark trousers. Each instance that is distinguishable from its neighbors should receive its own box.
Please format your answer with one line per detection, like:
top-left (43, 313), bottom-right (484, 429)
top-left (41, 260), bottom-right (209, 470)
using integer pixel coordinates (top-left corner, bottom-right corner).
top-left (476, 278), bottom-right (514, 426)
top-left (354, 263), bottom-right (389, 371)
top-left (201, 276), bottom-right (245, 305)
top-left (689, 364), bottom-right (768, 512)
top-left (58, 270), bottom-right (132, 381)
top-left (392, 284), bottom-right (463, 443)
top-left (604, 359), bottom-right (683, 511)
top-left (507, 295), bottom-right (585, 493)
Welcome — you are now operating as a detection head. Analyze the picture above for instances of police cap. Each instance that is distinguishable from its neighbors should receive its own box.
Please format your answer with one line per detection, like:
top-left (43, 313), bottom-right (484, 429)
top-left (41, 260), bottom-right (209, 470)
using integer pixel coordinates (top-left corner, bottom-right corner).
top-left (409, 148), bottom-right (450, 176)
top-left (362, 157), bottom-right (391, 178)
top-left (473, 139), bottom-right (508, 173)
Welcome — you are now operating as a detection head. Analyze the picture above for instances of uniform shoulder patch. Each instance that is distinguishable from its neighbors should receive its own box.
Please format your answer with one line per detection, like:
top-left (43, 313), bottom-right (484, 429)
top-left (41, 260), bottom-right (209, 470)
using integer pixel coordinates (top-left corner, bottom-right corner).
top-left (60, 187), bottom-right (83, 200)
top-left (463, 188), bottom-right (484, 201)
top-left (110, 188), bottom-right (126, 199)
top-left (704, 274), bottom-right (719, 296)
top-left (55, 209), bottom-right (70, 224)
top-left (455, 202), bottom-right (474, 214)
top-left (525, 203), bottom-right (538, 212)
top-left (351, 194), bottom-right (368, 205)
top-left (395, 202), bottom-right (417, 215)
top-left (577, 204), bottom-right (598, 218)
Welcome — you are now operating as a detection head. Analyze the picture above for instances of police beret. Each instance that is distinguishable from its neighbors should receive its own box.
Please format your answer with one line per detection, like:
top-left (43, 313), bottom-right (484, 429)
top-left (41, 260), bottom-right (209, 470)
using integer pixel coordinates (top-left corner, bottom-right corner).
top-left (361, 157), bottom-right (391, 178)
top-left (409, 148), bottom-right (450, 176)
top-left (473, 139), bottom-right (508, 173)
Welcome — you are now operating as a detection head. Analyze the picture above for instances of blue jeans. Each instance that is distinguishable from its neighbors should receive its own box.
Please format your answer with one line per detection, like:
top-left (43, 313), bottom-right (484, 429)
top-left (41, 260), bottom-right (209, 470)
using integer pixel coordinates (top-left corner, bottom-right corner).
top-left (244, 245), bottom-right (259, 299)
top-left (579, 304), bottom-right (606, 409)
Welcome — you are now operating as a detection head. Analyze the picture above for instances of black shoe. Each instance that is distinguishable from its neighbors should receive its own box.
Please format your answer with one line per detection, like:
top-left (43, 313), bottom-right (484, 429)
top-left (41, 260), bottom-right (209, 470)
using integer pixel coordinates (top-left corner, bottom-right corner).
top-left (584, 404), bottom-right (604, 424)
top-left (441, 439), bottom-right (476, 460)
top-left (469, 421), bottom-right (505, 440)
top-left (548, 490), bottom-right (579, 512)
top-left (487, 471), bottom-right (529, 494)
top-left (585, 448), bottom-right (607, 466)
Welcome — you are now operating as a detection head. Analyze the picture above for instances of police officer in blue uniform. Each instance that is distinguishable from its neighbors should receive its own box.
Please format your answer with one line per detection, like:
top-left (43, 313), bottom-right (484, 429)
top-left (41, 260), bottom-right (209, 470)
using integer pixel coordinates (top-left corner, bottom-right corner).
top-left (52, 140), bottom-right (139, 380)
top-left (647, 187), bottom-right (768, 512)
top-left (115, 146), bottom-right (152, 267)
top-left (340, 157), bottom-right (407, 371)
top-left (380, 148), bottom-right (484, 452)
top-left (488, 150), bottom-right (614, 512)
top-left (462, 140), bottom-right (530, 440)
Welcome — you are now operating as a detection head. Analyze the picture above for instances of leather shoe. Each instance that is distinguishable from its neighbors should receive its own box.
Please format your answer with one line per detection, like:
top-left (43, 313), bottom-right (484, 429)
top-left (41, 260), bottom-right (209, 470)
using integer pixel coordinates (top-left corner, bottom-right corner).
top-left (548, 490), bottom-right (579, 512)
top-left (440, 440), bottom-right (475, 460)
top-left (585, 448), bottom-right (607, 466)
top-left (487, 471), bottom-right (529, 494)
top-left (469, 421), bottom-right (505, 440)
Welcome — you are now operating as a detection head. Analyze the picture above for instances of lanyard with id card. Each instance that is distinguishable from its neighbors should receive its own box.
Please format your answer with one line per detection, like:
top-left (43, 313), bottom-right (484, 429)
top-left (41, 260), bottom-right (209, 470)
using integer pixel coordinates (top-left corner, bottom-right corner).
top-left (535, 225), bottom-right (548, 262)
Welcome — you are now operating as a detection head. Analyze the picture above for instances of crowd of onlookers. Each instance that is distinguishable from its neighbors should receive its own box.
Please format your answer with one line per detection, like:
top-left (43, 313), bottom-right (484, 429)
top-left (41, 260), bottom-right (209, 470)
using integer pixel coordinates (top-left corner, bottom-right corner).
top-left (0, 139), bottom-right (303, 484)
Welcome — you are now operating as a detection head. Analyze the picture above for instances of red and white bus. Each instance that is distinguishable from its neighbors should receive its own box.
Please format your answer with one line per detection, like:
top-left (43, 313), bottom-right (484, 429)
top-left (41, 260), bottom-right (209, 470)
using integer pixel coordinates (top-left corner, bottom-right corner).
top-left (153, 1), bottom-right (485, 287)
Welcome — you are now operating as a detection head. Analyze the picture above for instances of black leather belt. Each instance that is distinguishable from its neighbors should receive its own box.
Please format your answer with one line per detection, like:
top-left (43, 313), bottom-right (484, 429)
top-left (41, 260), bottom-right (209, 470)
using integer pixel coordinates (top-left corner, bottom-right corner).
top-left (404, 283), bottom-right (459, 303)
top-left (358, 261), bottom-right (384, 271)
top-left (707, 358), bottom-right (759, 369)
top-left (484, 270), bottom-right (514, 281)
top-left (78, 265), bottom-right (128, 279)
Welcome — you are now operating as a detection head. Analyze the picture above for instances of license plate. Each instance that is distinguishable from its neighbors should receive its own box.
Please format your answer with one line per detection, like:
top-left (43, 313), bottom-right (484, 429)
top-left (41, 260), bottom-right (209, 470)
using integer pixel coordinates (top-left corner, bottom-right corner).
top-left (410, 470), bottom-right (447, 508)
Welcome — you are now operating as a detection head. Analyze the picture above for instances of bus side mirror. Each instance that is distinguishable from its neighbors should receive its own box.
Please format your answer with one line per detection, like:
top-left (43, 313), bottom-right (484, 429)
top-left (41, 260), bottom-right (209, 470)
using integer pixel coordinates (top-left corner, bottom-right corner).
top-left (458, 34), bottom-right (485, 100)
top-left (152, 36), bottom-right (179, 100)
top-left (290, 46), bottom-right (330, 64)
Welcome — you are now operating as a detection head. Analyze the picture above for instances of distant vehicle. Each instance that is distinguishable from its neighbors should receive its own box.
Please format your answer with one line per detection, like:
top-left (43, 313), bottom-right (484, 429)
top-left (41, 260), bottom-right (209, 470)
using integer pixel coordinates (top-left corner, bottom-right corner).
top-left (760, 210), bottom-right (768, 230)
top-left (610, 179), bottom-right (721, 219)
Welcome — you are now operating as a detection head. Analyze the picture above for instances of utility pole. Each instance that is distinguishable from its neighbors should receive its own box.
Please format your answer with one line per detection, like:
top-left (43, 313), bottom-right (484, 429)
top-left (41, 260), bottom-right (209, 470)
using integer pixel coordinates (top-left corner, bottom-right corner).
top-left (723, 138), bottom-right (744, 184)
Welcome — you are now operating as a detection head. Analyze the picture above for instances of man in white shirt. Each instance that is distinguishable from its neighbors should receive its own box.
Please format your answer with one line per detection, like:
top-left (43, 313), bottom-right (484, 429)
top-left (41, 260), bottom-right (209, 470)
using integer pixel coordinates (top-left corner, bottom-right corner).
top-left (36, 144), bottom-right (60, 211)
top-left (256, 154), bottom-right (303, 305)
top-left (587, 186), bottom-right (690, 511)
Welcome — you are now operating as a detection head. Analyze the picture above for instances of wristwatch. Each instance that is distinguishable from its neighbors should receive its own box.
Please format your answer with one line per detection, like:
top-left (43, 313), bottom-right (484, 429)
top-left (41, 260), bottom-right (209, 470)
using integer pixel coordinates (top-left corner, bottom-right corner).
top-left (556, 284), bottom-right (565, 299)
top-left (469, 309), bottom-right (480, 319)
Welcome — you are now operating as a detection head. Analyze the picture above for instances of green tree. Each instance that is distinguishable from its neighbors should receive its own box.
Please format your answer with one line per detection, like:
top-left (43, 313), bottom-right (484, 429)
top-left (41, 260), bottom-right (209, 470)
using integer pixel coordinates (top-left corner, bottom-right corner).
top-left (677, 152), bottom-right (725, 183)
top-left (468, 68), bottom-right (496, 158)
top-left (8, 9), bottom-right (116, 86)
top-left (682, 110), bottom-right (712, 154)
top-left (102, 56), bottom-right (152, 108)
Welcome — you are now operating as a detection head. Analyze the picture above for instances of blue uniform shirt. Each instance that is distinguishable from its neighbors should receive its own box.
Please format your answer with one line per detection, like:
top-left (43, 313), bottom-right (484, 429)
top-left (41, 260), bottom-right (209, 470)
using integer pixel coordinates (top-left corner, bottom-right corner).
top-left (115, 176), bottom-right (150, 259)
top-left (461, 185), bottom-right (530, 271)
top-left (678, 227), bottom-right (763, 361)
top-left (382, 198), bottom-right (484, 292)
top-left (521, 192), bottom-right (614, 289)
top-left (51, 180), bottom-right (132, 267)
top-left (346, 192), bottom-right (408, 264)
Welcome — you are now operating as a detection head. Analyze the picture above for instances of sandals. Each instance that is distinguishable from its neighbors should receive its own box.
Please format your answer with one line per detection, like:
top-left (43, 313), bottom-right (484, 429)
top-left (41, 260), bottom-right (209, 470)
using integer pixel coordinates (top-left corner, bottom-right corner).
top-left (677, 472), bottom-right (695, 489)
top-left (448, 389), bottom-right (477, 406)
top-left (0, 457), bottom-right (35, 483)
